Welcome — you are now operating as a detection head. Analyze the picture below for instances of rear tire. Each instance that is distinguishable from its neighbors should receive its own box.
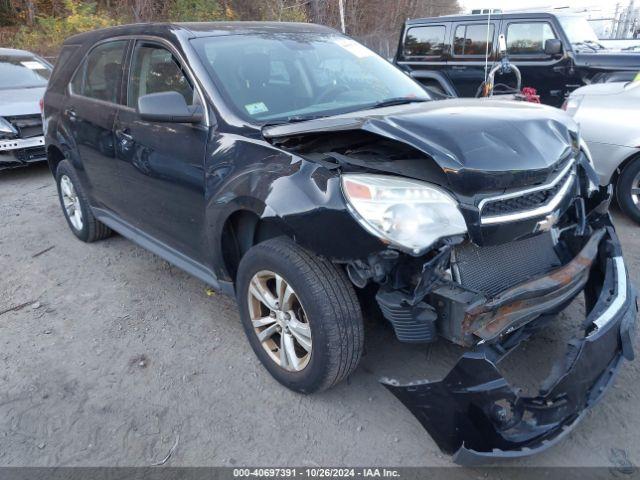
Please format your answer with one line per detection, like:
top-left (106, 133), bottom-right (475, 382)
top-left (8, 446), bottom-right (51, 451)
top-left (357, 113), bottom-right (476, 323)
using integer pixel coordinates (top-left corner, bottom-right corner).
top-left (55, 159), bottom-right (112, 242)
top-left (616, 157), bottom-right (640, 225)
top-left (236, 237), bottom-right (364, 393)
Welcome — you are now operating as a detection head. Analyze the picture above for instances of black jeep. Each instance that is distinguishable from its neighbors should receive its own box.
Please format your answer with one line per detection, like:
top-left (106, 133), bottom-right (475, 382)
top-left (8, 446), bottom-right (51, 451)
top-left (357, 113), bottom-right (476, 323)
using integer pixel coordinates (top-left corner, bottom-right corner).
top-left (43, 21), bottom-right (636, 463)
top-left (395, 12), bottom-right (640, 106)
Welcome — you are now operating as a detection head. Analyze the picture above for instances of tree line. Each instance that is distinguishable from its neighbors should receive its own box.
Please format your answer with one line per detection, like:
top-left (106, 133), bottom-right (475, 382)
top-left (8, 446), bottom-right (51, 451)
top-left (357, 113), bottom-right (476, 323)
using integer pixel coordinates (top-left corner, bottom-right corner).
top-left (0, 0), bottom-right (460, 55)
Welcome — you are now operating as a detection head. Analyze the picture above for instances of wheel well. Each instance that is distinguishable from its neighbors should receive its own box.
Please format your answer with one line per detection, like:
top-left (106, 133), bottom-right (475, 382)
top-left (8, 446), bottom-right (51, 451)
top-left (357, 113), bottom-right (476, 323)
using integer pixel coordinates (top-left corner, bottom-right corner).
top-left (47, 145), bottom-right (65, 175)
top-left (610, 152), bottom-right (640, 190)
top-left (220, 210), bottom-right (288, 282)
top-left (416, 77), bottom-right (454, 98)
top-left (420, 78), bottom-right (442, 88)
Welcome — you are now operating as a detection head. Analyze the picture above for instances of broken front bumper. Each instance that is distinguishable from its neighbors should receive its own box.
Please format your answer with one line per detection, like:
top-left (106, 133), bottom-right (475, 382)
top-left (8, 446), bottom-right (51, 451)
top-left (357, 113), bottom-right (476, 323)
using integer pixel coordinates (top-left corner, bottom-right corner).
top-left (0, 136), bottom-right (47, 171)
top-left (381, 221), bottom-right (638, 464)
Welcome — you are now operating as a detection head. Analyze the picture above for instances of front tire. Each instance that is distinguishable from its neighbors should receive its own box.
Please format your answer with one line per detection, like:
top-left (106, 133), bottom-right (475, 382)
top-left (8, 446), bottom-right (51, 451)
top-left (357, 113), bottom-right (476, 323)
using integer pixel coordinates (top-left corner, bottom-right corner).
top-left (236, 237), bottom-right (364, 393)
top-left (616, 156), bottom-right (640, 224)
top-left (55, 159), bottom-right (112, 242)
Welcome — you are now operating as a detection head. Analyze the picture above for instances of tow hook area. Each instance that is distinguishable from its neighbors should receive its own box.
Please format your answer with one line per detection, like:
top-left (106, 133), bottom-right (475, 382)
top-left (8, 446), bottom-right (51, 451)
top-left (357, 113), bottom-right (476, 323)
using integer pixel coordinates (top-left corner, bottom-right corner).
top-left (380, 229), bottom-right (638, 464)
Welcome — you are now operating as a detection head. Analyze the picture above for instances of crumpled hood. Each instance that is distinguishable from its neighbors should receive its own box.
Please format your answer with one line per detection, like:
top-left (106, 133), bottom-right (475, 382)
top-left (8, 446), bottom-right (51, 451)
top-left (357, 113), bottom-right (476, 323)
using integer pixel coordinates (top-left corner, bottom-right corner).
top-left (0, 87), bottom-right (45, 117)
top-left (264, 99), bottom-right (579, 195)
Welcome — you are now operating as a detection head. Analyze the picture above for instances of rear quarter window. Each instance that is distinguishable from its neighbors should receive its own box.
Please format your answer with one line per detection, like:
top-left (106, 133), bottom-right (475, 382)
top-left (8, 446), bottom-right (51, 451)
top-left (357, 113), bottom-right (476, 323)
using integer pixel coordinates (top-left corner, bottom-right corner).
top-left (403, 25), bottom-right (446, 57)
top-left (48, 45), bottom-right (79, 90)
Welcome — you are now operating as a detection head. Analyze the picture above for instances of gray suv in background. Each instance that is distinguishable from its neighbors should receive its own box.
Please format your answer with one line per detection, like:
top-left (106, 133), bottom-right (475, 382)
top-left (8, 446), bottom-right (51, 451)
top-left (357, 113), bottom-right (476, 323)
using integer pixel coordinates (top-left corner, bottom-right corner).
top-left (0, 48), bottom-right (52, 171)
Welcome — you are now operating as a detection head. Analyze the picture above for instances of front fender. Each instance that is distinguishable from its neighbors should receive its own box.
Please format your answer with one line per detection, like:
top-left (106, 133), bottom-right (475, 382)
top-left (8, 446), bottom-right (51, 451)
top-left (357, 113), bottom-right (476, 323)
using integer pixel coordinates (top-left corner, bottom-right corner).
top-left (204, 135), bottom-right (385, 278)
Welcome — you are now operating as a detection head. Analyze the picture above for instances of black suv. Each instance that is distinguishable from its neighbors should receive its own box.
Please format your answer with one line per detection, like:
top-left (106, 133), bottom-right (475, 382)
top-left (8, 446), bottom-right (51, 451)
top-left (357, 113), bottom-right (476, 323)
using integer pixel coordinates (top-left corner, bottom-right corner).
top-left (43, 22), bottom-right (637, 462)
top-left (395, 12), bottom-right (640, 106)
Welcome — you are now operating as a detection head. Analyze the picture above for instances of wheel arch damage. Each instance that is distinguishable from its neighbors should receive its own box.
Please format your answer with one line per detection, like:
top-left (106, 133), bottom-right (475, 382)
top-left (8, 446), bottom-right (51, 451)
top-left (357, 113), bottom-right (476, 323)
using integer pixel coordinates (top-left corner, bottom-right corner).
top-left (204, 134), bottom-right (387, 283)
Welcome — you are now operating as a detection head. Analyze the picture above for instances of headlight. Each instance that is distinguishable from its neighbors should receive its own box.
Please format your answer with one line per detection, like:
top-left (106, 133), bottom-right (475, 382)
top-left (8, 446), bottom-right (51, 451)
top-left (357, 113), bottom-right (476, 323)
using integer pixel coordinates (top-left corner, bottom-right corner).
top-left (0, 117), bottom-right (17, 138)
top-left (563, 96), bottom-right (582, 116)
top-left (341, 174), bottom-right (467, 255)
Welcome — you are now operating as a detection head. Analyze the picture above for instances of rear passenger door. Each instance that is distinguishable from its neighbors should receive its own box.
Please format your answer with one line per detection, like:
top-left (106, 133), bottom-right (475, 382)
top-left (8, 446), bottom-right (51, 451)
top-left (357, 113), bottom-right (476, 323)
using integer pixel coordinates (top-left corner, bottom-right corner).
top-left (446, 21), bottom-right (498, 97)
top-left (502, 19), bottom-right (568, 106)
top-left (114, 39), bottom-right (208, 263)
top-left (66, 39), bottom-right (129, 208)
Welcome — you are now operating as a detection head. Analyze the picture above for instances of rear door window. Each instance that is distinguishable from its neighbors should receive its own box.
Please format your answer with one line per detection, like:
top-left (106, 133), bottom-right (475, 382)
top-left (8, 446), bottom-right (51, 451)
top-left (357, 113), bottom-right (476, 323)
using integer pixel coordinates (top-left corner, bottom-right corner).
top-left (453, 24), bottom-right (494, 56)
top-left (403, 25), bottom-right (446, 57)
top-left (70, 40), bottom-right (127, 103)
top-left (506, 22), bottom-right (557, 55)
top-left (127, 42), bottom-right (196, 109)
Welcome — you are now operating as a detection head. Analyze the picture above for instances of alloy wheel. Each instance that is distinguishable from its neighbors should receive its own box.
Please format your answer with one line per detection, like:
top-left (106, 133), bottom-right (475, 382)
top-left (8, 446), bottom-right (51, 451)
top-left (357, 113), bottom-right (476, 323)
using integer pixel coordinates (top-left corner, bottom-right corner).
top-left (60, 175), bottom-right (83, 231)
top-left (247, 270), bottom-right (312, 372)
top-left (631, 171), bottom-right (640, 207)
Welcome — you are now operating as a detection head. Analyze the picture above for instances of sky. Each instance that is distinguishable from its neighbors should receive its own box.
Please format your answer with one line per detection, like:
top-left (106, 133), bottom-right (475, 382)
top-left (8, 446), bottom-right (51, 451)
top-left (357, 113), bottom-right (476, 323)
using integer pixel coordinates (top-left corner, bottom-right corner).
top-left (459, 0), bottom-right (632, 18)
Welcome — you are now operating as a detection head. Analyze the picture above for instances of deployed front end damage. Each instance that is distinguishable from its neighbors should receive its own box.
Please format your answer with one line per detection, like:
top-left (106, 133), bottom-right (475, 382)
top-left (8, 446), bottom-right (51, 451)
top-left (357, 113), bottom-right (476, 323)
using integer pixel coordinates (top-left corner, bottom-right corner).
top-left (327, 141), bottom-right (637, 462)
top-left (379, 202), bottom-right (637, 464)
top-left (263, 101), bottom-right (637, 462)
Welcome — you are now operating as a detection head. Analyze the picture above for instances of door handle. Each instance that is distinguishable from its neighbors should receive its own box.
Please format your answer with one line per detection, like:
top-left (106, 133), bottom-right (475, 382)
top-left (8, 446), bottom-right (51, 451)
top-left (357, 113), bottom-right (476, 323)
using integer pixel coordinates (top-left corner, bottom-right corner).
top-left (451, 65), bottom-right (467, 70)
top-left (64, 108), bottom-right (77, 121)
top-left (116, 128), bottom-right (133, 142)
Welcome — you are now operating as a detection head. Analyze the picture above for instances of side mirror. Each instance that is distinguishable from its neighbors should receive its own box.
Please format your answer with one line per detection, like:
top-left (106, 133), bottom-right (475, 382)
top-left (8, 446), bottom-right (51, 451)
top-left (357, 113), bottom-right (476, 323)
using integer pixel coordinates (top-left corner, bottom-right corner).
top-left (545, 38), bottom-right (563, 56)
top-left (137, 91), bottom-right (203, 123)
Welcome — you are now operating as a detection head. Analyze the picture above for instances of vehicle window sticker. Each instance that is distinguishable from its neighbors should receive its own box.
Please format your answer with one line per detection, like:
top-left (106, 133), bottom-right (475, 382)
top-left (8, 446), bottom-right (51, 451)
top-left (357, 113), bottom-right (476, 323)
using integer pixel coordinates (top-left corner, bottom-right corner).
top-left (21, 60), bottom-right (47, 70)
top-left (334, 38), bottom-right (374, 59)
top-left (245, 102), bottom-right (269, 115)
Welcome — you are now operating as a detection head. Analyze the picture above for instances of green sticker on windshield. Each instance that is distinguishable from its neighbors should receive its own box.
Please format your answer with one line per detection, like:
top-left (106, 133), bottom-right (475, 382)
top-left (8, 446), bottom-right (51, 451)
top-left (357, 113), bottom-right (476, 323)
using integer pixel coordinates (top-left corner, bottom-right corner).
top-left (245, 102), bottom-right (269, 115)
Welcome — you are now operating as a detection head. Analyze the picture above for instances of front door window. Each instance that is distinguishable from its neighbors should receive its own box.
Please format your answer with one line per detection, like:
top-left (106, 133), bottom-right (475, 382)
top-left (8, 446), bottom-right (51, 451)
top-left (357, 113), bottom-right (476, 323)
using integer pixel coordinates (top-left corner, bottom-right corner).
top-left (127, 43), bottom-right (196, 109)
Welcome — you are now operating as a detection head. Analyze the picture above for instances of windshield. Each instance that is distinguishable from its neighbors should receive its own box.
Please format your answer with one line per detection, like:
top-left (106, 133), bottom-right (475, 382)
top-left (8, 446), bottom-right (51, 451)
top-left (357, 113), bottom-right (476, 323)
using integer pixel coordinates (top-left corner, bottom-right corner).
top-left (0, 55), bottom-right (51, 90)
top-left (191, 33), bottom-right (430, 123)
top-left (558, 16), bottom-right (600, 46)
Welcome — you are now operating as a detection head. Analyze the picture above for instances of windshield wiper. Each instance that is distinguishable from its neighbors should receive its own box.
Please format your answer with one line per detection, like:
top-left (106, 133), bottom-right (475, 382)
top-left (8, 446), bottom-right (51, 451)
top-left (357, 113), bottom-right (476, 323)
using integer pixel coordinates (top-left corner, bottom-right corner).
top-left (261, 99), bottom-right (429, 129)
top-left (261, 114), bottom-right (329, 129)
top-left (367, 97), bottom-right (430, 109)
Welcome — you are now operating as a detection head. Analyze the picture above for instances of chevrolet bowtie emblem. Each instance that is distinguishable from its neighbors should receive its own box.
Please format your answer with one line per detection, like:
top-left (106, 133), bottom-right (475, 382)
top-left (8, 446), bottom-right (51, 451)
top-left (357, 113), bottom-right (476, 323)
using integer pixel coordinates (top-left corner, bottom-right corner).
top-left (535, 211), bottom-right (560, 233)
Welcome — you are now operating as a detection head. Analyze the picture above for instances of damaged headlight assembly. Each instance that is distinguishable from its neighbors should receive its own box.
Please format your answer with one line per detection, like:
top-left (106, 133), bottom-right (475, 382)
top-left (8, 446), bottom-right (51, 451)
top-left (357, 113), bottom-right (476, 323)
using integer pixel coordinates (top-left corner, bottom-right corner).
top-left (341, 174), bottom-right (467, 255)
top-left (0, 117), bottom-right (17, 139)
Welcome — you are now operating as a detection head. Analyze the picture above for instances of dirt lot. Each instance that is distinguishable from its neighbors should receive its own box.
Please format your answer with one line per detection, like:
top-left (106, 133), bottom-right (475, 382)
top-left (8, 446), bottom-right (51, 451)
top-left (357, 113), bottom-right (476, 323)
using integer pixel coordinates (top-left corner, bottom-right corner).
top-left (1, 163), bottom-right (639, 469)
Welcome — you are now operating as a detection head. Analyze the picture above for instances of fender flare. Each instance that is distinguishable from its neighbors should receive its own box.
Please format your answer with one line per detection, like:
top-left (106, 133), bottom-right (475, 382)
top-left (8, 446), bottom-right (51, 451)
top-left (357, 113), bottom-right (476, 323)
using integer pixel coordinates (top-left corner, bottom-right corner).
top-left (408, 70), bottom-right (458, 97)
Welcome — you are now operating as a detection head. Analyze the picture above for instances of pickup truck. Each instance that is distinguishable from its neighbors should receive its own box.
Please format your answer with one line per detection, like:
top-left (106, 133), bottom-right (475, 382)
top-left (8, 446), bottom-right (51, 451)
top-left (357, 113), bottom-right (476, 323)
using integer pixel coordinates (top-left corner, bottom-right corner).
top-left (394, 12), bottom-right (640, 107)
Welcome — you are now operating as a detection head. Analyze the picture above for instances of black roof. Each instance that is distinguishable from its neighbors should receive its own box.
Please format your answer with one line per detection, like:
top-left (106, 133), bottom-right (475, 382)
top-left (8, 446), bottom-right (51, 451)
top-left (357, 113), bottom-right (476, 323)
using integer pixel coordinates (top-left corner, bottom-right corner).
top-left (406, 11), bottom-right (579, 25)
top-left (64, 21), bottom-right (337, 45)
top-left (178, 21), bottom-right (336, 35)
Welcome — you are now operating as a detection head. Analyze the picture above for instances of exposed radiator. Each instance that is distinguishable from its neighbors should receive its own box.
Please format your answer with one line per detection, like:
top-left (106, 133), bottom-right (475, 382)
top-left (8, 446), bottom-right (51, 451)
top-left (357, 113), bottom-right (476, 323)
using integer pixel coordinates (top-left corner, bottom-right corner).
top-left (452, 233), bottom-right (561, 297)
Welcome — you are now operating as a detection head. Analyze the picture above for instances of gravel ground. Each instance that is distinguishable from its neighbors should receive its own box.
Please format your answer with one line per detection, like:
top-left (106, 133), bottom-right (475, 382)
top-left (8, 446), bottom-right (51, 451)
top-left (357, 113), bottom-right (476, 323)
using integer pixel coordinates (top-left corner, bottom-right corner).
top-left (1, 163), bottom-right (639, 469)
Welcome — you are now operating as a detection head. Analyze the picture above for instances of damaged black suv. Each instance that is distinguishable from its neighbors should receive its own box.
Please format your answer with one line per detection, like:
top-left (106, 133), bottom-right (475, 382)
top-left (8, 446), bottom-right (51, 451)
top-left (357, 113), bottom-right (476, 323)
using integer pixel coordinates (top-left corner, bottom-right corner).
top-left (43, 22), bottom-right (637, 463)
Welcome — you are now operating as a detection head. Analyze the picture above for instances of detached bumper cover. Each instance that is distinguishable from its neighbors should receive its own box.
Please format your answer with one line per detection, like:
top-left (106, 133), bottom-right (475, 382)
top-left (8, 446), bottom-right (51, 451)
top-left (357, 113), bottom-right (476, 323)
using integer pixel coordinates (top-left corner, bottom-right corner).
top-left (381, 226), bottom-right (638, 464)
top-left (0, 136), bottom-right (47, 170)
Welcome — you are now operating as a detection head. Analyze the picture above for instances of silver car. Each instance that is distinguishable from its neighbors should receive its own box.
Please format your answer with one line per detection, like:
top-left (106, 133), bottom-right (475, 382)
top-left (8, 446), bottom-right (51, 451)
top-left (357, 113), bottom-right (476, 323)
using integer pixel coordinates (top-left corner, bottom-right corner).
top-left (0, 48), bottom-right (52, 171)
top-left (565, 80), bottom-right (640, 222)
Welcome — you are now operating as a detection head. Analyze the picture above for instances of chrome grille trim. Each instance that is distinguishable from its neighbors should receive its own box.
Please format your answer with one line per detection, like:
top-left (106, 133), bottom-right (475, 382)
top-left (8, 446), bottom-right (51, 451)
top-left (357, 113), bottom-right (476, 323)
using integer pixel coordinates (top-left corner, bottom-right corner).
top-left (479, 159), bottom-right (576, 225)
